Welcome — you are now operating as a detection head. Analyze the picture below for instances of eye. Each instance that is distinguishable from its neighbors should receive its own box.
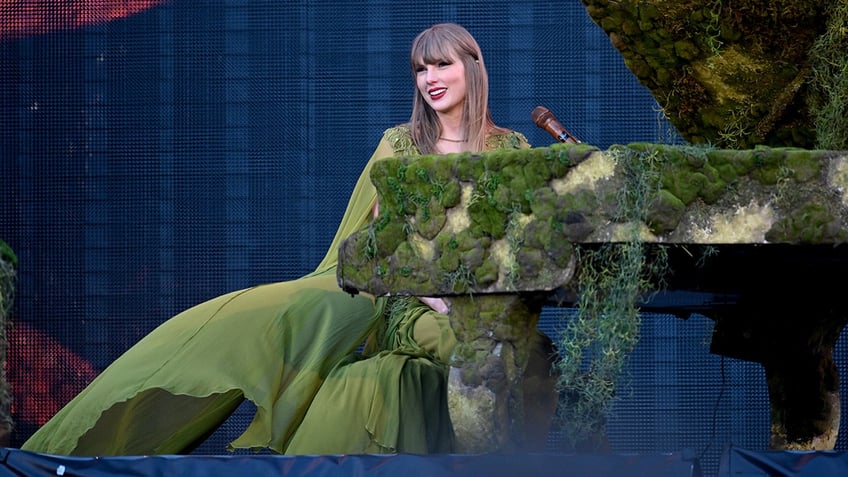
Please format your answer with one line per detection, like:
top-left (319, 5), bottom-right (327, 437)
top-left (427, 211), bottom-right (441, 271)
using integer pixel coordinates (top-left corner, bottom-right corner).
top-left (438, 60), bottom-right (452, 68)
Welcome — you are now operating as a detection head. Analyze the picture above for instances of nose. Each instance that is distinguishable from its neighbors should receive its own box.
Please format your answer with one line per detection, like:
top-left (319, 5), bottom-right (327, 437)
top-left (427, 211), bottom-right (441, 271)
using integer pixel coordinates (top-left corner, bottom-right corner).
top-left (425, 65), bottom-right (438, 83)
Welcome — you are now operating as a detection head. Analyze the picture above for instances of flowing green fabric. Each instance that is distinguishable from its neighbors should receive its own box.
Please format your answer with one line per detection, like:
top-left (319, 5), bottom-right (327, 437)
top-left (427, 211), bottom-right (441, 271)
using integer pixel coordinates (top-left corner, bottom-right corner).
top-left (284, 129), bottom-right (532, 454)
top-left (21, 126), bottom-right (531, 456)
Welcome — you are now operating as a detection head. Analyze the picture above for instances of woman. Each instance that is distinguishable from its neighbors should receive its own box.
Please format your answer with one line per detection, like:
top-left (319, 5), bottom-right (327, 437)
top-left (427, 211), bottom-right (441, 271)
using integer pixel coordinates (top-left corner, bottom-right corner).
top-left (284, 23), bottom-right (553, 455)
top-left (22, 23), bottom-right (553, 456)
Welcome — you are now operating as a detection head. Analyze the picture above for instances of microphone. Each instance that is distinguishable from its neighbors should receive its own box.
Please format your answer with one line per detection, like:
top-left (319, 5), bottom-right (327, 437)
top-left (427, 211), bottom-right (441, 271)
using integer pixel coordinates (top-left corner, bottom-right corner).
top-left (531, 106), bottom-right (580, 144)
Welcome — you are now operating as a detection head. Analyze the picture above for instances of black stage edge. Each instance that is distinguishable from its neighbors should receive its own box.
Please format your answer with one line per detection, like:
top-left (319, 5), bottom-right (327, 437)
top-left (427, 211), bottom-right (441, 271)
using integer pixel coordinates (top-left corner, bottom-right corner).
top-left (719, 445), bottom-right (848, 477)
top-left (0, 448), bottom-right (701, 477)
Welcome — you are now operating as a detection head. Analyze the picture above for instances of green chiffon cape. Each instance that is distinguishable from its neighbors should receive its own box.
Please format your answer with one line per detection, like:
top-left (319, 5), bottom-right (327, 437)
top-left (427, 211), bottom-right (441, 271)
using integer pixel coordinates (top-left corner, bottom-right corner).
top-left (21, 126), bottom-right (531, 456)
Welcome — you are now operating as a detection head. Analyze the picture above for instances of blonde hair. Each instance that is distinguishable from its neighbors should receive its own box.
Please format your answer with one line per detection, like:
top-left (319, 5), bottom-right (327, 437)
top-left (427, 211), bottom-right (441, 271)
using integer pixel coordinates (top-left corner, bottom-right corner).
top-left (408, 23), bottom-right (508, 154)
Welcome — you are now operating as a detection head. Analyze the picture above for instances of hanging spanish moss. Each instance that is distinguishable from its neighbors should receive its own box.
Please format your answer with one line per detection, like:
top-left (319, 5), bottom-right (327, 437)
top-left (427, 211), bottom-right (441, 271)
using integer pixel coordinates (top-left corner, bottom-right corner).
top-left (808, 1), bottom-right (848, 150)
top-left (554, 146), bottom-right (670, 451)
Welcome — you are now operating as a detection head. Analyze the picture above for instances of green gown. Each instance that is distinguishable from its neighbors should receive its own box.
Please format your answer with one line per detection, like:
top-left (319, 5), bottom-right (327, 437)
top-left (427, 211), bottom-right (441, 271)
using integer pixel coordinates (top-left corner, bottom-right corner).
top-left (21, 126), bottom-right (532, 456)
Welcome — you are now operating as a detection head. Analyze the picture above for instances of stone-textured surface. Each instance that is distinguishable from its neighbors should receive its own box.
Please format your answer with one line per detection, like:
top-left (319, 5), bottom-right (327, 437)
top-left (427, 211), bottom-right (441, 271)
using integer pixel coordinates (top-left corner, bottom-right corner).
top-left (338, 145), bottom-right (599, 297)
top-left (445, 294), bottom-right (541, 453)
top-left (339, 144), bottom-right (848, 297)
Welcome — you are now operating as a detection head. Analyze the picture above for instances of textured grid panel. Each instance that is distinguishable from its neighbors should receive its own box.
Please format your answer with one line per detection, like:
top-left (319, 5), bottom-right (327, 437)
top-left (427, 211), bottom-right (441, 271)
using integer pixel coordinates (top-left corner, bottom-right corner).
top-left (539, 309), bottom-right (770, 477)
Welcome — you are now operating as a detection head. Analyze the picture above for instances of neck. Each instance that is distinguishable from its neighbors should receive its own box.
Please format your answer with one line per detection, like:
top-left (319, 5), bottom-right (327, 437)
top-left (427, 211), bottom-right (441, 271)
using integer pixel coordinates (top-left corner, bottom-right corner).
top-left (437, 110), bottom-right (463, 139)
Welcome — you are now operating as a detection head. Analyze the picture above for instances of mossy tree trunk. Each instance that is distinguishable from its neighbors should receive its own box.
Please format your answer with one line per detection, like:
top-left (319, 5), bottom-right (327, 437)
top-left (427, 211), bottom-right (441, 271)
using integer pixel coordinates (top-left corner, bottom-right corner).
top-left (445, 293), bottom-right (545, 453)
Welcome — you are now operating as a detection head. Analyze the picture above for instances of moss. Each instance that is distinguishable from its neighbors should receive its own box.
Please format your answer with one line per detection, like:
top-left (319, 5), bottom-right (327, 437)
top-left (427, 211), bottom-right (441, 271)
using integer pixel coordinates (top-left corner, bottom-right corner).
top-left (661, 169), bottom-right (701, 205)
top-left (441, 264), bottom-right (476, 294)
top-left (417, 153), bottom-right (456, 184)
top-left (373, 215), bottom-right (408, 258)
top-left (522, 219), bottom-right (552, 250)
top-left (749, 147), bottom-right (789, 184)
top-left (416, 201), bottom-right (447, 240)
top-left (373, 258), bottom-right (390, 287)
top-left (507, 175), bottom-right (532, 214)
top-left (436, 247), bottom-right (461, 273)
top-left (582, 0), bottom-right (829, 148)
top-left (530, 187), bottom-right (557, 218)
top-left (468, 199), bottom-right (508, 239)
top-left (438, 180), bottom-right (462, 208)
top-left (340, 242), bottom-right (371, 289)
top-left (707, 149), bottom-right (755, 176)
top-left (460, 245), bottom-right (487, 271)
top-left (699, 164), bottom-right (728, 203)
top-left (673, 39), bottom-right (701, 60)
top-left (567, 143), bottom-right (602, 164)
top-left (548, 233), bottom-right (576, 270)
top-left (765, 201), bottom-right (845, 243)
top-left (646, 189), bottom-right (687, 234)
top-left (524, 155), bottom-right (554, 187)
top-left (558, 189), bottom-right (602, 213)
top-left (0, 240), bottom-right (14, 446)
top-left (457, 153), bottom-right (484, 180)
top-left (784, 150), bottom-right (822, 182)
top-left (474, 260), bottom-right (499, 287)
top-left (523, 218), bottom-right (576, 268)
top-left (433, 230), bottom-right (494, 292)
top-left (372, 159), bottom-right (411, 215)
top-left (343, 144), bottom-right (845, 300)
top-left (653, 148), bottom-right (723, 205)
top-left (490, 183), bottom-right (515, 212)
top-left (435, 231), bottom-right (459, 251)
top-left (809, 2), bottom-right (848, 149)
top-left (561, 214), bottom-right (595, 244)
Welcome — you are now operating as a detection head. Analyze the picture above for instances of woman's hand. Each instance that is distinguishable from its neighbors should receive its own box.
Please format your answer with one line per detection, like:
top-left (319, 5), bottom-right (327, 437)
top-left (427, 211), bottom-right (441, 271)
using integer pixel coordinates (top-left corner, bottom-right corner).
top-left (418, 296), bottom-right (450, 314)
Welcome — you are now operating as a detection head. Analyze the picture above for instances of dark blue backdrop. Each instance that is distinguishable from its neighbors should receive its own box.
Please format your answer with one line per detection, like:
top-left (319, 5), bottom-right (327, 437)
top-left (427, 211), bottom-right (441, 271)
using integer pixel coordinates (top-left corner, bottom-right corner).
top-left (2, 2), bottom-right (843, 476)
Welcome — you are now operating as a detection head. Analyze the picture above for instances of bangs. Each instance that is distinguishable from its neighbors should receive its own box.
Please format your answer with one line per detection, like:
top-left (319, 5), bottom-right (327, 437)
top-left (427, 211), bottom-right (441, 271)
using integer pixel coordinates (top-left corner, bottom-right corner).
top-left (410, 32), bottom-right (459, 66)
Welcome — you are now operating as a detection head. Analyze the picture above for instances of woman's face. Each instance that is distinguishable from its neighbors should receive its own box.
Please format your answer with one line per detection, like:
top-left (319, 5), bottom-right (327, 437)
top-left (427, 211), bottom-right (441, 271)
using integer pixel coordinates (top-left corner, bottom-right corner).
top-left (415, 54), bottom-right (467, 118)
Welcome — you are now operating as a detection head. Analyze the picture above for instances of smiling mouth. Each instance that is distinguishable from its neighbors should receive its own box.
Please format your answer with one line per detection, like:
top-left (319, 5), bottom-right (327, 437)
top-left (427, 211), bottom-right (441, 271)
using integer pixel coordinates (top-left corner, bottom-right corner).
top-left (429, 88), bottom-right (447, 100)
